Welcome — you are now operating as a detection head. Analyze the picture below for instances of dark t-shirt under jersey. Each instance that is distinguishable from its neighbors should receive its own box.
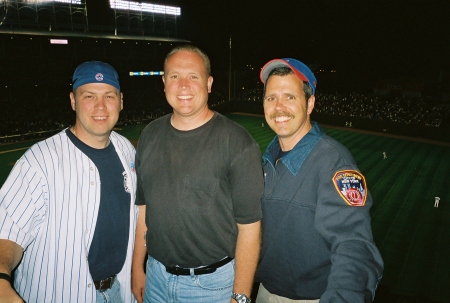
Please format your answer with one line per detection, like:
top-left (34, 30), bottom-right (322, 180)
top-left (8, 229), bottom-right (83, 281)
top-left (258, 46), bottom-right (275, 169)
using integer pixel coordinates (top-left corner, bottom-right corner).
top-left (67, 129), bottom-right (130, 281)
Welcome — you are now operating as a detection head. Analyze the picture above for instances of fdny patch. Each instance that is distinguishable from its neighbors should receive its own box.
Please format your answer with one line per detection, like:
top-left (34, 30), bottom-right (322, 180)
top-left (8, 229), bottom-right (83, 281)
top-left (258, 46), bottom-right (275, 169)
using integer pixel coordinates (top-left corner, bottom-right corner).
top-left (332, 170), bottom-right (367, 206)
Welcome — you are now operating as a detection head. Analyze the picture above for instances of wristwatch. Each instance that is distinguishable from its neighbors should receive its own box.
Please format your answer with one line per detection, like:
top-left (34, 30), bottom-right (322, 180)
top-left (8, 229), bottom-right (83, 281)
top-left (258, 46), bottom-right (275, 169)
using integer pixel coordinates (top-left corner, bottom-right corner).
top-left (232, 292), bottom-right (251, 303)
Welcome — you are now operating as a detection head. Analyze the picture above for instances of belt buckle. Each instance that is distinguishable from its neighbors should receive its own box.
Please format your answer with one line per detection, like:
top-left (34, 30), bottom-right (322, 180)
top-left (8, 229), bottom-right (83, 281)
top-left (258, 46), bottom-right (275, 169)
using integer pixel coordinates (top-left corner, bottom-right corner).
top-left (166, 258), bottom-right (232, 276)
top-left (98, 276), bottom-right (114, 292)
top-left (98, 279), bottom-right (105, 292)
top-left (99, 278), bottom-right (107, 292)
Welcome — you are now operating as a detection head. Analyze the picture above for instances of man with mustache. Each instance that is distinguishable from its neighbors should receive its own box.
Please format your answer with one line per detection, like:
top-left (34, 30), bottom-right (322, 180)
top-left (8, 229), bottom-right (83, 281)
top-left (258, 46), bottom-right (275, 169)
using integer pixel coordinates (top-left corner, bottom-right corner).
top-left (254, 58), bottom-right (384, 303)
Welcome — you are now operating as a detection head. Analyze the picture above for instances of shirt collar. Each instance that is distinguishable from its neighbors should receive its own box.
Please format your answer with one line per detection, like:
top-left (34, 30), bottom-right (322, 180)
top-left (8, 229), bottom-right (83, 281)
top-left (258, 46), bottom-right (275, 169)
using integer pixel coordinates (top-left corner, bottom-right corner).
top-left (262, 121), bottom-right (323, 175)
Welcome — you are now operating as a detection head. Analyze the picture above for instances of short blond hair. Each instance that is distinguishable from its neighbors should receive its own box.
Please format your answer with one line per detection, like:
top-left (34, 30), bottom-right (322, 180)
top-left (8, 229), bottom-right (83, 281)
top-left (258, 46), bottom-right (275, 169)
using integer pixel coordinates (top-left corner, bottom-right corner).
top-left (164, 45), bottom-right (211, 77)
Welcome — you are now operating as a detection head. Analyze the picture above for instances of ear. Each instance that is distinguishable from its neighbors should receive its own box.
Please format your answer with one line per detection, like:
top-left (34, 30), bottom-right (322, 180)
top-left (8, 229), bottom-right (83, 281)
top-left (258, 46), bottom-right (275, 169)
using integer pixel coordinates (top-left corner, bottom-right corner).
top-left (162, 75), bottom-right (166, 92)
top-left (70, 92), bottom-right (76, 111)
top-left (120, 92), bottom-right (124, 110)
top-left (307, 95), bottom-right (315, 115)
top-left (207, 76), bottom-right (213, 93)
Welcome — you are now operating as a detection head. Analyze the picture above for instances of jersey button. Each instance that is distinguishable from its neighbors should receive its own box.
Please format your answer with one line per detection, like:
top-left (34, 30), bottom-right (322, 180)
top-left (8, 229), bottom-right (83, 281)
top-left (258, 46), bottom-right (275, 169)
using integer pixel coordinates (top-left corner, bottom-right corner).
top-left (90, 167), bottom-right (94, 171)
top-left (90, 181), bottom-right (94, 185)
top-left (88, 283), bottom-right (92, 288)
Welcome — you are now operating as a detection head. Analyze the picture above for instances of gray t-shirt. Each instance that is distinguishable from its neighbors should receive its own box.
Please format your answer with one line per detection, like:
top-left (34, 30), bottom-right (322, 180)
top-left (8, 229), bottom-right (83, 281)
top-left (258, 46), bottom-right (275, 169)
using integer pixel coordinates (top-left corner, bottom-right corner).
top-left (135, 112), bottom-right (264, 267)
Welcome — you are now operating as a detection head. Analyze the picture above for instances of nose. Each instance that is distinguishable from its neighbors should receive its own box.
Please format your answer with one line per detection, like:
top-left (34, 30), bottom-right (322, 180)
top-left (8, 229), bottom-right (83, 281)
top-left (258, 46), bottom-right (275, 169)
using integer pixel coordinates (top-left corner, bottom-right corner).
top-left (274, 98), bottom-right (286, 110)
top-left (95, 98), bottom-right (106, 110)
top-left (178, 77), bottom-right (190, 89)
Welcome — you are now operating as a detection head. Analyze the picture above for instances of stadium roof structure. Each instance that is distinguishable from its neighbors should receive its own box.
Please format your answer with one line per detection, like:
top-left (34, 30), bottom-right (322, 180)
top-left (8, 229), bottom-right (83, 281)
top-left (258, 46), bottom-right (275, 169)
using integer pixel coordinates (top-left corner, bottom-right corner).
top-left (0, 26), bottom-right (190, 43)
top-left (0, 0), bottom-right (189, 43)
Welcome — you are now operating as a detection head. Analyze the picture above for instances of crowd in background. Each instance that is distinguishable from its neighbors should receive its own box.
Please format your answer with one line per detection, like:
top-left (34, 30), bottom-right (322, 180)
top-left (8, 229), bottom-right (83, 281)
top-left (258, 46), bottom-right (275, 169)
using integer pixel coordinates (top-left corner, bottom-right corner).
top-left (1, 87), bottom-right (450, 143)
top-left (0, 87), bottom-right (229, 143)
top-left (314, 92), bottom-right (450, 128)
top-left (236, 88), bottom-right (450, 128)
top-left (2, 35), bottom-right (449, 144)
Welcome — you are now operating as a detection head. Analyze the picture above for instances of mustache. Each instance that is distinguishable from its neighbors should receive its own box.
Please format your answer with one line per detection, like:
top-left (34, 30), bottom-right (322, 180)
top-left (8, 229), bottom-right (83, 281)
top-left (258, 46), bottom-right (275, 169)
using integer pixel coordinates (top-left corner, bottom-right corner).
top-left (270, 111), bottom-right (295, 120)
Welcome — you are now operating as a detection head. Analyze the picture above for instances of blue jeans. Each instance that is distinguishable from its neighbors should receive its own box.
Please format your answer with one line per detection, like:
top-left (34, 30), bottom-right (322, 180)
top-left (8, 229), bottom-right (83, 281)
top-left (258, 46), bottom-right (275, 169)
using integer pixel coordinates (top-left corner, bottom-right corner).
top-left (95, 278), bottom-right (122, 303)
top-left (144, 256), bottom-right (235, 303)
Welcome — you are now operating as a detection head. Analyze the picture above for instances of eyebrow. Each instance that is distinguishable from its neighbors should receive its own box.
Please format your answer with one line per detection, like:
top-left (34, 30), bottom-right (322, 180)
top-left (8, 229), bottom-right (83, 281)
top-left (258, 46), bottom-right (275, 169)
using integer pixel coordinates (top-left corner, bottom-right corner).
top-left (265, 92), bottom-right (298, 97)
top-left (80, 90), bottom-right (118, 95)
top-left (166, 70), bottom-right (203, 76)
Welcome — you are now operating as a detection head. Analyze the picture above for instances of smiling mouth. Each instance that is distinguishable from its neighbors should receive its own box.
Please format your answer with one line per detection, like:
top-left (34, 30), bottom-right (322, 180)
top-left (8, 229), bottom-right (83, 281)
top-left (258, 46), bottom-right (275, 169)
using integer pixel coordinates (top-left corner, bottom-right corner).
top-left (178, 95), bottom-right (193, 100)
top-left (270, 112), bottom-right (295, 122)
top-left (274, 116), bottom-right (292, 122)
top-left (93, 116), bottom-right (108, 120)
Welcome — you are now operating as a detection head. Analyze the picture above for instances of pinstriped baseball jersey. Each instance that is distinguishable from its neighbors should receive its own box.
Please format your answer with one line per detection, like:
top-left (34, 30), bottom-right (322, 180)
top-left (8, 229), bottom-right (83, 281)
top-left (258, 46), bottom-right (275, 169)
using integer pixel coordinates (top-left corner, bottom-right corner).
top-left (0, 129), bottom-right (138, 303)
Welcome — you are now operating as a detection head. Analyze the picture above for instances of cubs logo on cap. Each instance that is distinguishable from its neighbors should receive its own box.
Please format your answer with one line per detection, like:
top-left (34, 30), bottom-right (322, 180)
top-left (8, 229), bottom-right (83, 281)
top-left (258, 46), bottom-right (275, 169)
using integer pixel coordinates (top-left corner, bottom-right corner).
top-left (95, 73), bottom-right (104, 82)
top-left (332, 170), bottom-right (367, 206)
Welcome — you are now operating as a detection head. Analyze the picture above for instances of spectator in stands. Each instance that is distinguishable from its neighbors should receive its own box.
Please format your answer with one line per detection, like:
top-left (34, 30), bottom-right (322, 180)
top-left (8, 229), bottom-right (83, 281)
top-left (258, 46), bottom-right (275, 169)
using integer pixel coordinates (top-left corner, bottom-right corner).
top-left (0, 61), bottom-right (138, 302)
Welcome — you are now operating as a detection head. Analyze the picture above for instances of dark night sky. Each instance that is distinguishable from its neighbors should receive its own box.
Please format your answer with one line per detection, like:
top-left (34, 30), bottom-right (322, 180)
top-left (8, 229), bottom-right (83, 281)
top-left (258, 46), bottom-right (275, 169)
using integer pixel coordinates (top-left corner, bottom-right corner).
top-left (87, 0), bottom-right (450, 92)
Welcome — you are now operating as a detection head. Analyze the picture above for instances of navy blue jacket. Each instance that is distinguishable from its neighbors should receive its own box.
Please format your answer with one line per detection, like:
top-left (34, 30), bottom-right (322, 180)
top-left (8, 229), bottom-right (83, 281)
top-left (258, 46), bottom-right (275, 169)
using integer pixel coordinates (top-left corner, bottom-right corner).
top-left (255, 122), bottom-right (384, 302)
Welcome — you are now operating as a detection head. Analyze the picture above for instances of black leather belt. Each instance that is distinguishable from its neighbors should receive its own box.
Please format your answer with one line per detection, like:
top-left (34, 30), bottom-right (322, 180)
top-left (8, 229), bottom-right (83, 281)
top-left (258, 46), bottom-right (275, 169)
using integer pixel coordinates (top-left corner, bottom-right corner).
top-left (165, 257), bottom-right (233, 276)
top-left (94, 275), bottom-right (116, 291)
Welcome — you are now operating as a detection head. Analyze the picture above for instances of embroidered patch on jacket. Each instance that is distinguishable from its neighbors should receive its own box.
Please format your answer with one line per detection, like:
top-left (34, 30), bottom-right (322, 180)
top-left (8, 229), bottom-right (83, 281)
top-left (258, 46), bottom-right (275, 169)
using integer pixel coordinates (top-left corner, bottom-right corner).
top-left (332, 170), bottom-right (367, 206)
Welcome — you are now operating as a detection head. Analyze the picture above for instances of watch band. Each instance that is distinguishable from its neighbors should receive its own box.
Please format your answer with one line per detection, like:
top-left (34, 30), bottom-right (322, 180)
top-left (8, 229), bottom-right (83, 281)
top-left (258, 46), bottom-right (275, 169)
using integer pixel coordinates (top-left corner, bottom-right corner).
top-left (232, 292), bottom-right (251, 303)
top-left (0, 273), bottom-right (11, 282)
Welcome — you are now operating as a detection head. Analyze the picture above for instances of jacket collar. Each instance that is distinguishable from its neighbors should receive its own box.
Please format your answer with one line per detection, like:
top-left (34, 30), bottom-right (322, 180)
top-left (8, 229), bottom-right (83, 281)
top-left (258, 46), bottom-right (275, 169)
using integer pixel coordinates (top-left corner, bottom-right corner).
top-left (263, 121), bottom-right (323, 175)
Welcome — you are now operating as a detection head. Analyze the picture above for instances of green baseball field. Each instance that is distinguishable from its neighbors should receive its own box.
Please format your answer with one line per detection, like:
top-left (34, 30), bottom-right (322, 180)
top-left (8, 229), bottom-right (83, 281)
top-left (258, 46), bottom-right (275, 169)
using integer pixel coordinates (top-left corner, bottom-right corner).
top-left (1, 113), bottom-right (449, 303)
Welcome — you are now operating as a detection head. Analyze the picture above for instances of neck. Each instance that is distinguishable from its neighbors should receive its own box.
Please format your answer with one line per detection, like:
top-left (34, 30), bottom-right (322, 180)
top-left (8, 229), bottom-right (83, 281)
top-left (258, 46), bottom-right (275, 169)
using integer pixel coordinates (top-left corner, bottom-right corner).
top-left (70, 127), bottom-right (110, 149)
top-left (171, 108), bottom-right (214, 131)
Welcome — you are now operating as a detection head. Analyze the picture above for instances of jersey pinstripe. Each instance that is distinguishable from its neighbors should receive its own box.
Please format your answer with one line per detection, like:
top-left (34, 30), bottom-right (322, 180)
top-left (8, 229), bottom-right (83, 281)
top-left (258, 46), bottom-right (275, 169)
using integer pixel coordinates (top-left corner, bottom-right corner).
top-left (0, 129), bottom-right (138, 303)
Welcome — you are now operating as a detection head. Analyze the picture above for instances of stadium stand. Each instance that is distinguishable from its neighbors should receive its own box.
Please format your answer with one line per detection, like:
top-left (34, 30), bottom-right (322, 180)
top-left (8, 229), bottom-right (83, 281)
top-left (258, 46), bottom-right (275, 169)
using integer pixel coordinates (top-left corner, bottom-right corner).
top-left (1, 1), bottom-right (449, 144)
top-left (0, 0), bottom-right (190, 142)
top-left (231, 88), bottom-right (450, 143)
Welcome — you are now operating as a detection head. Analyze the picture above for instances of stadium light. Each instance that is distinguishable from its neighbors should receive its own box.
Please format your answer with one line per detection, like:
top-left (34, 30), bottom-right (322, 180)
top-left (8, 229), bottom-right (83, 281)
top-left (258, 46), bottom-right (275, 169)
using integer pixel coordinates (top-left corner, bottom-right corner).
top-left (50, 39), bottom-right (68, 44)
top-left (25, 0), bottom-right (83, 4)
top-left (110, 0), bottom-right (181, 16)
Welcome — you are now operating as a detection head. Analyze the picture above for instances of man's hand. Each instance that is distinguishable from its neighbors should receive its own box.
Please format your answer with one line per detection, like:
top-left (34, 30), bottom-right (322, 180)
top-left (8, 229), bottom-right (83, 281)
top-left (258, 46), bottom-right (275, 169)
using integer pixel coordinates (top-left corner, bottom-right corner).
top-left (131, 268), bottom-right (146, 303)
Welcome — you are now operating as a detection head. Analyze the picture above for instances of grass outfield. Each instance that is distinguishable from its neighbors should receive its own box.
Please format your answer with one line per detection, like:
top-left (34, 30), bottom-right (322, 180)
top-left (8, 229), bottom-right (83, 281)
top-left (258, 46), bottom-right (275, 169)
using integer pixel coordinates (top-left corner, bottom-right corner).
top-left (1, 114), bottom-right (449, 303)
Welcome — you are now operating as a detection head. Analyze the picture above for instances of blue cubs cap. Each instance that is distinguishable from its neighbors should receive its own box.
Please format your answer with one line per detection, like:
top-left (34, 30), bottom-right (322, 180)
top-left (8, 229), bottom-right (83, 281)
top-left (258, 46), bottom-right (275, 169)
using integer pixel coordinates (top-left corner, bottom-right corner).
top-left (260, 58), bottom-right (317, 95)
top-left (72, 61), bottom-right (120, 91)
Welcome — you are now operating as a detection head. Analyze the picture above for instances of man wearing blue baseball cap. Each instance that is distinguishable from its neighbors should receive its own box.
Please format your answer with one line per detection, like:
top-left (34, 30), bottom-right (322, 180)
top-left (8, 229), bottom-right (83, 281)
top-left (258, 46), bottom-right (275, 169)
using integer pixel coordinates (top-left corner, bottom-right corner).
top-left (254, 58), bottom-right (384, 303)
top-left (0, 61), bottom-right (138, 302)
